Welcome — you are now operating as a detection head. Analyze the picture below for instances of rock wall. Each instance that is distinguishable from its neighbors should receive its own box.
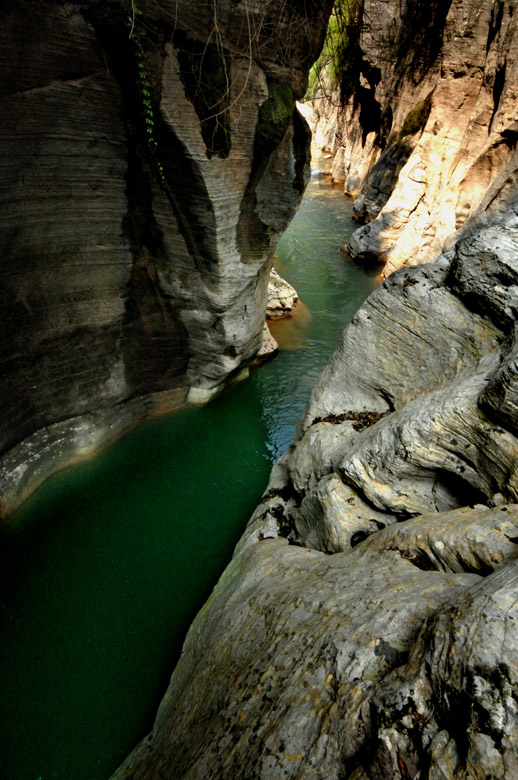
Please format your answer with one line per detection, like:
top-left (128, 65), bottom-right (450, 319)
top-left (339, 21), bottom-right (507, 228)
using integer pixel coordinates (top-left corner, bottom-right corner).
top-left (307, 0), bottom-right (518, 277)
top-left (0, 0), bottom-right (333, 515)
top-left (112, 212), bottom-right (518, 779)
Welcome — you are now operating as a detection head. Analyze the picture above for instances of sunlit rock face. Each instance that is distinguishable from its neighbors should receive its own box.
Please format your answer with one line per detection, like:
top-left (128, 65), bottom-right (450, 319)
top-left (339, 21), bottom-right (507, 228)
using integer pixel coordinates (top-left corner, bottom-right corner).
top-left (112, 215), bottom-right (518, 780)
top-left (307, 0), bottom-right (518, 277)
top-left (0, 0), bottom-right (333, 514)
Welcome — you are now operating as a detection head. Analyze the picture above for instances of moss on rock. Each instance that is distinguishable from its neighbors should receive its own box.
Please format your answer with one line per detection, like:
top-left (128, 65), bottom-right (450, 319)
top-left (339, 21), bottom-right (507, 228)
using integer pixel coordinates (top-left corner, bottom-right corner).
top-left (255, 81), bottom-right (294, 159)
top-left (400, 91), bottom-right (434, 138)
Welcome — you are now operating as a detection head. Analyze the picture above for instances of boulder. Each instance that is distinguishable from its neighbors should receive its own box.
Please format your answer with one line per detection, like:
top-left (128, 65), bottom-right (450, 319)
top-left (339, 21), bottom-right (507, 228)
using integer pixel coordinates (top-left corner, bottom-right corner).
top-left (267, 269), bottom-right (299, 319)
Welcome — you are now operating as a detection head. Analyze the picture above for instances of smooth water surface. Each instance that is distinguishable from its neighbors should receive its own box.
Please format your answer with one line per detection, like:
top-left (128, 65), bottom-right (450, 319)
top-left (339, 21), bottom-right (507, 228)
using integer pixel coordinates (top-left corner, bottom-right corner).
top-left (0, 156), bottom-right (379, 780)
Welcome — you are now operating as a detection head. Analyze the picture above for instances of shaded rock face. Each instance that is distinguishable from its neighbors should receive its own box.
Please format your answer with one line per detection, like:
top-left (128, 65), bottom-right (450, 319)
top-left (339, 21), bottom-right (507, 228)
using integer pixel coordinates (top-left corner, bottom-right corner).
top-left (307, 0), bottom-right (518, 277)
top-left (0, 0), bottom-right (333, 514)
top-left (113, 215), bottom-right (518, 779)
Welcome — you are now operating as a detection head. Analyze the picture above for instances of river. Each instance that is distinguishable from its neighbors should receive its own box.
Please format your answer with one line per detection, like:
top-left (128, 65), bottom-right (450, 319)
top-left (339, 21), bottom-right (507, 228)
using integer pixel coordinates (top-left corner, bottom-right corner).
top-left (0, 155), bottom-right (379, 780)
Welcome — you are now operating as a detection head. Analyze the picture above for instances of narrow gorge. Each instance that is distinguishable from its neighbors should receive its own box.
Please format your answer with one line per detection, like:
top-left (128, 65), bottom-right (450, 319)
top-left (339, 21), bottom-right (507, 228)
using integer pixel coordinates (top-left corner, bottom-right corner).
top-left (3, 1), bottom-right (518, 779)
top-left (0, 0), bottom-right (333, 514)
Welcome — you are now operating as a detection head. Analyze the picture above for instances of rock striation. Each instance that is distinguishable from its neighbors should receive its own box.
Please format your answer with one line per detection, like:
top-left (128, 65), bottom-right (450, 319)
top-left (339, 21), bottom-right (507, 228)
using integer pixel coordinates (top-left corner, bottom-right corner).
top-left (112, 212), bottom-right (518, 779)
top-left (0, 0), bottom-right (333, 515)
top-left (306, 0), bottom-right (518, 277)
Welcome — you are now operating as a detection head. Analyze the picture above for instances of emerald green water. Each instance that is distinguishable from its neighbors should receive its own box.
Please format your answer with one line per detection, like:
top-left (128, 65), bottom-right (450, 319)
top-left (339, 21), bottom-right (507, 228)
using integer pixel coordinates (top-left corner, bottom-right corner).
top-left (0, 157), bottom-right (379, 780)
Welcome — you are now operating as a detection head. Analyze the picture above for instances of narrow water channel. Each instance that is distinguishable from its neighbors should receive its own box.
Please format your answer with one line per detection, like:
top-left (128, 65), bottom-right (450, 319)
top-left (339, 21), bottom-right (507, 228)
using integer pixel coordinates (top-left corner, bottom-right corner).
top-left (0, 155), bottom-right (380, 780)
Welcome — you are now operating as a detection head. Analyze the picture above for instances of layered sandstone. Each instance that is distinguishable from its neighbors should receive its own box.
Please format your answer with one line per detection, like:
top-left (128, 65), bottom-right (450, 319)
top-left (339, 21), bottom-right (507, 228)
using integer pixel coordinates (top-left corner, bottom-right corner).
top-left (307, 0), bottom-right (518, 277)
top-left (0, 0), bottom-right (333, 514)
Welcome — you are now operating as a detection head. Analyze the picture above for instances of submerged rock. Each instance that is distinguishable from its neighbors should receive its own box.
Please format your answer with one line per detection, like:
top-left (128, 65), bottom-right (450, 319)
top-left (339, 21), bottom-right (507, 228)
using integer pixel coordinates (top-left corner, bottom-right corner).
top-left (112, 214), bottom-right (518, 777)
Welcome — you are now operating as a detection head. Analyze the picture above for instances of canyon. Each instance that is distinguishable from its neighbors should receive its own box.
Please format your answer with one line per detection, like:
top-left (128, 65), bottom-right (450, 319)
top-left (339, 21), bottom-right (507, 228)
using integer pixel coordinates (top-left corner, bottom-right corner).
top-left (308, 0), bottom-right (518, 278)
top-left (0, 0), bottom-right (332, 515)
top-left (2, 0), bottom-right (518, 778)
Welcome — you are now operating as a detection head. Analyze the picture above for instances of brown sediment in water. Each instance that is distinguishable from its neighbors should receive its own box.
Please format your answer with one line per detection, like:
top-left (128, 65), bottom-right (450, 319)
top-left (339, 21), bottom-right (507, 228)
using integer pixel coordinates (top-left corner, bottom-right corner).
top-left (267, 300), bottom-right (311, 350)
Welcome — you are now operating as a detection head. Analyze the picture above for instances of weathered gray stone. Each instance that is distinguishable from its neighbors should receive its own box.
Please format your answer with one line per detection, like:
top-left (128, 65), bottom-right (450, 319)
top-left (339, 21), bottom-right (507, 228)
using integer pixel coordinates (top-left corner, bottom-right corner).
top-left (112, 216), bottom-right (518, 779)
top-left (364, 504), bottom-right (518, 576)
top-left (481, 323), bottom-right (518, 435)
top-left (111, 533), bottom-right (481, 780)
top-left (296, 474), bottom-right (397, 553)
top-left (267, 269), bottom-right (299, 319)
top-left (366, 559), bottom-right (518, 779)
top-left (288, 419), bottom-right (361, 495)
top-left (337, 350), bottom-right (518, 516)
top-left (299, 259), bottom-right (501, 431)
top-left (113, 503), bottom-right (518, 779)
top-left (448, 222), bottom-right (518, 330)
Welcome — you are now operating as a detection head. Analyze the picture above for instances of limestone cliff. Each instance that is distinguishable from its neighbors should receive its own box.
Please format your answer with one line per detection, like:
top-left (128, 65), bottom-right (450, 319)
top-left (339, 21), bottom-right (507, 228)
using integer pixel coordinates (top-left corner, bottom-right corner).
top-left (0, 0), bottom-right (333, 515)
top-left (307, 0), bottom-right (518, 277)
top-left (112, 208), bottom-right (518, 780)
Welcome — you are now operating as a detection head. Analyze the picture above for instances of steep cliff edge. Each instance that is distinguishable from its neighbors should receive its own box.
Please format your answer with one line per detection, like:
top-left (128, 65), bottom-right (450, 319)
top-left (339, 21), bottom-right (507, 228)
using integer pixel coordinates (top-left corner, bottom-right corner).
top-left (0, 0), bottom-right (333, 515)
top-left (112, 211), bottom-right (518, 779)
top-left (306, 0), bottom-right (518, 277)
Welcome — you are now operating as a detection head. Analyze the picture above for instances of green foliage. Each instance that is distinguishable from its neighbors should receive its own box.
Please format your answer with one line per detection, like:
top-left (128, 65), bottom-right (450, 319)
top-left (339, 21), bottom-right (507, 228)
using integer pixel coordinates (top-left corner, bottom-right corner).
top-left (255, 82), bottom-right (294, 158)
top-left (126, 2), bottom-right (166, 185)
top-left (259, 83), bottom-right (293, 136)
top-left (305, 0), bottom-right (362, 101)
top-left (399, 91), bottom-right (433, 138)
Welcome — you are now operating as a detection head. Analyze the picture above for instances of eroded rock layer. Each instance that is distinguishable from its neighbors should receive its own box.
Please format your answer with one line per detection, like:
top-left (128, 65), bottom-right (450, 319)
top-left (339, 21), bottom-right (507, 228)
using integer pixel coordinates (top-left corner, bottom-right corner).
top-left (0, 0), bottom-right (333, 514)
top-left (113, 213), bottom-right (518, 779)
top-left (307, 0), bottom-right (518, 277)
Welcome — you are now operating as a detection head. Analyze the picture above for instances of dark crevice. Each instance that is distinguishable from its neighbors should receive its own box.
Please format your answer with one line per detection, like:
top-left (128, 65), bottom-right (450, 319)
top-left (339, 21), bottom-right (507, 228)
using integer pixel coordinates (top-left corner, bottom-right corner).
top-left (487, 0), bottom-right (505, 52)
top-left (260, 503), bottom-right (307, 548)
top-left (177, 39), bottom-right (231, 159)
top-left (500, 127), bottom-right (518, 147)
top-left (357, 86), bottom-right (382, 147)
top-left (397, 548), bottom-right (436, 571)
top-left (85, 5), bottom-right (189, 396)
top-left (260, 483), bottom-right (299, 505)
top-left (435, 470), bottom-right (489, 509)
top-left (311, 409), bottom-right (391, 430)
top-left (237, 80), bottom-right (295, 263)
top-left (350, 529), bottom-right (375, 548)
top-left (292, 106), bottom-right (312, 196)
top-left (490, 58), bottom-right (507, 131)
